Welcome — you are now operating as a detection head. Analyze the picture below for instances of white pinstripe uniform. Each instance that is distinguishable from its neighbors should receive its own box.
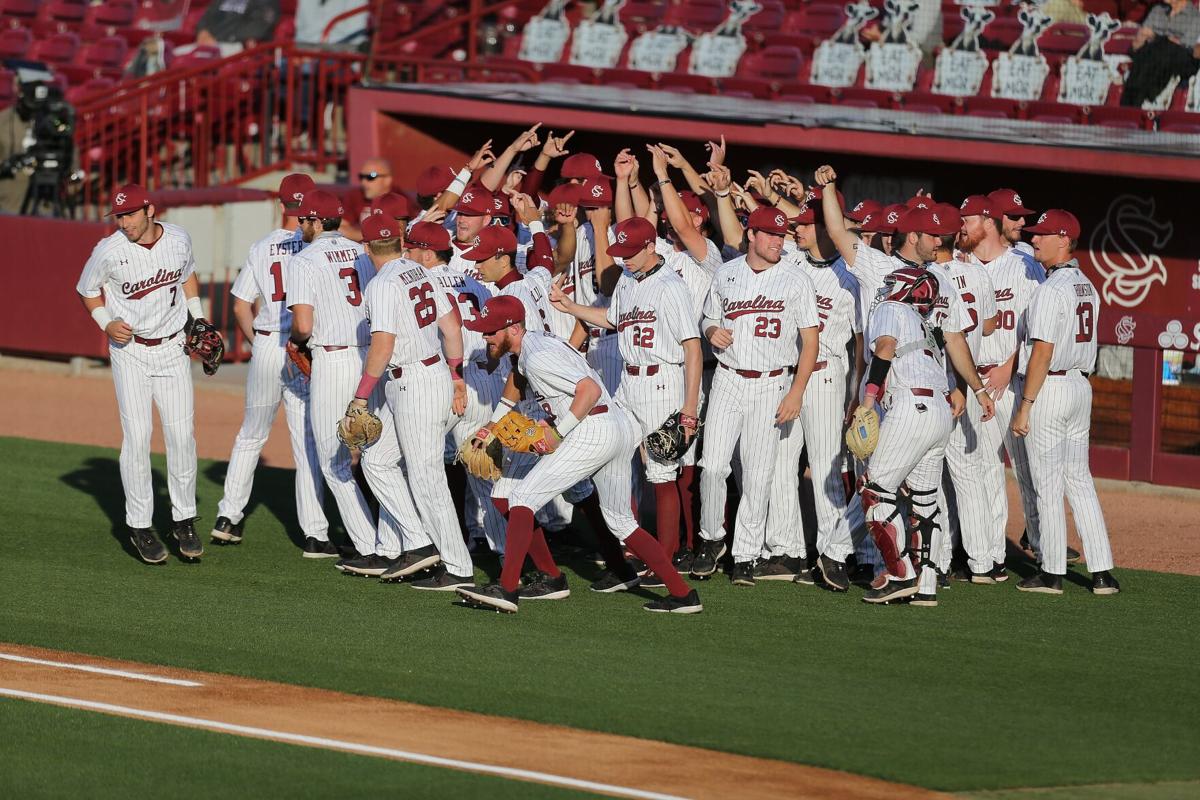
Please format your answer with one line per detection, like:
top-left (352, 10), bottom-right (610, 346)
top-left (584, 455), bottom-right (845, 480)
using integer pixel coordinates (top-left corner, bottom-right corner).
top-left (573, 222), bottom-right (623, 396)
top-left (966, 248), bottom-right (1045, 554)
top-left (366, 258), bottom-right (473, 577)
top-left (287, 232), bottom-right (415, 559)
top-left (608, 262), bottom-right (698, 483)
top-left (76, 223), bottom-right (198, 529)
top-left (217, 228), bottom-right (328, 539)
top-left (768, 252), bottom-right (860, 562)
top-left (1020, 262), bottom-right (1113, 576)
top-left (698, 256), bottom-right (819, 565)
top-left (938, 258), bottom-right (999, 574)
top-left (432, 262), bottom-right (507, 553)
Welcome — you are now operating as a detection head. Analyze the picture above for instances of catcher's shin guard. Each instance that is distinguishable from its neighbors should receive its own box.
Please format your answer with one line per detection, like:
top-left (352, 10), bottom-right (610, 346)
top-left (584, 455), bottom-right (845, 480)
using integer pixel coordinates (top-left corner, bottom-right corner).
top-left (861, 479), bottom-right (906, 579)
top-left (906, 486), bottom-right (941, 574)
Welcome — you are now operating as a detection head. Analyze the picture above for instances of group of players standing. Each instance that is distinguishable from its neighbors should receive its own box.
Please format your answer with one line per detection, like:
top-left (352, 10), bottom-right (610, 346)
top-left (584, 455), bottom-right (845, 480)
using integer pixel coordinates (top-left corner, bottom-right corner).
top-left (76, 123), bottom-right (1121, 615)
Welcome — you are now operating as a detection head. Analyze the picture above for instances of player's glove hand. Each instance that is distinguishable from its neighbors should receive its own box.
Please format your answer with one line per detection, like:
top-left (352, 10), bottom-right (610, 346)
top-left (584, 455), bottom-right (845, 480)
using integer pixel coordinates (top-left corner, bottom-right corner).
top-left (493, 409), bottom-right (556, 454)
top-left (457, 435), bottom-right (503, 480)
top-left (338, 401), bottom-right (382, 452)
top-left (645, 411), bottom-right (695, 463)
top-left (286, 339), bottom-right (312, 379)
top-left (845, 404), bottom-right (881, 460)
top-left (183, 317), bottom-right (225, 376)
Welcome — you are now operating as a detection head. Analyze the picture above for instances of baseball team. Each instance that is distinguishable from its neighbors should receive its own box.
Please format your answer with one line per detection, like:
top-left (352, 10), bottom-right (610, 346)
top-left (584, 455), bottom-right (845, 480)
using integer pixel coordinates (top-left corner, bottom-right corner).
top-left (75, 125), bottom-right (1121, 614)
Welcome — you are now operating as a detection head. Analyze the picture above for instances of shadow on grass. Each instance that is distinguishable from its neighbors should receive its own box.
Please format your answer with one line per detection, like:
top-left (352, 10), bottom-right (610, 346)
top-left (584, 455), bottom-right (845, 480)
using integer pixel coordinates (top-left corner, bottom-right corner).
top-left (58, 456), bottom-right (175, 563)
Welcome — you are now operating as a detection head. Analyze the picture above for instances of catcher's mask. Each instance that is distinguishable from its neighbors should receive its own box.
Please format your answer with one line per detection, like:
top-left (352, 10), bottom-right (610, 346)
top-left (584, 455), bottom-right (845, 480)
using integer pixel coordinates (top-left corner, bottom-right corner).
top-left (879, 267), bottom-right (939, 317)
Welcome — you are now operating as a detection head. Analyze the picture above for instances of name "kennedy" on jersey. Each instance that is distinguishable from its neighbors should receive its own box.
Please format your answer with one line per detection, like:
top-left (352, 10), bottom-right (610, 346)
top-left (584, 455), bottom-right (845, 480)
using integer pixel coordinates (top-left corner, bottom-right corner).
top-left (723, 294), bottom-right (785, 319)
top-left (617, 306), bottom-right (657, 331)
top-left (122, 267), bottom-right (182, 299)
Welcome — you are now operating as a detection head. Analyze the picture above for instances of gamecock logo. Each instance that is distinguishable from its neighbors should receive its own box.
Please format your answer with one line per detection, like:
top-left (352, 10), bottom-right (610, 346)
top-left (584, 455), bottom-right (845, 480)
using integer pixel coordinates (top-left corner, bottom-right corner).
top-left (1114, 314), bottom-right (1135, 344)
top-left (1088, 194), bottom-right (1171, 308)
top-left (591, 184), bottom-right (604, 198)
top-left (114, 192), bottom-right (127, 206)
top-left (617, 231), bottom-right (628, 243)
top-left (774, 213), bottom-right (786, 227)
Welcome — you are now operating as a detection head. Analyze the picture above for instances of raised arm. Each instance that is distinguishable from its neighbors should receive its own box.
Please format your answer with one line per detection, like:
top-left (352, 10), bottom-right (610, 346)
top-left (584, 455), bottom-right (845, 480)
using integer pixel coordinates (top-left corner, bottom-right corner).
top-left (651, 144), bottom-right (709, 263)
top-left (435, 140), bottom-right (495, 212)
top-left (707, 164), bottom-right (745, 251)
top-left (481, 124), bottom-right (541, 192)
top-left (813, 165), bottom-right (860, 266)
top-left (588, 205), bottom-right (619, 297)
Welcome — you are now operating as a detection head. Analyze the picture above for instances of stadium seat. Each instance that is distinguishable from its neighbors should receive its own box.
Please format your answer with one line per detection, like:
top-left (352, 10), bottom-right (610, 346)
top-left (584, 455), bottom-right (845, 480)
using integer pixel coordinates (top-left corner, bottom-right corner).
top-left (719, 76), bottom-right (774, 98)
top-left (1157, 110), bottom-right (1200, 133)
top-left (674, 0), bottom-right (727, 30)
top-left (981, 18), bottom-right (1023, 49)
top-left (784, 7), bottom-right (843, 39)
top-left (833, 86), bottom-right (897, 109)
top-left (737, 45), bottom-right (804, 82)
top-left (777, 81), bottom-right (831, 104)
top-left (903, 92), bottom-right (958, 114)
top-left (66, 75), bottom-right (115, 105)
top-left (1025, 100), bottom-right (1083, 124)
top-left (541, 62), bottom-right (596, 85)
top-left (963, 96), bottom-right (1019, 119)
top-left (603, 67), bottom-right (656, 90)
top-left (0, 25), bottom-right (30, 58)
top-left (34, 0), bottom-right (86, 36)
top-left (1039, 30), bottom-right (1089, 56)
top-left (1088, 105), bottom-right (1151, 130)
top-left (743, 0), bottom-right (788, 37)
top-left (619, 0), bottom-right (668, 32)
top-left (657, 72), bottom-right (716, 94)
top-left (29, 31), bottom-right (80, 67)
top-left (82, 0), bottom-right (136, 37)
top-left (76, 36), bottom-right (130, 71)
top-left (0, 0), bottom-right (37, 26)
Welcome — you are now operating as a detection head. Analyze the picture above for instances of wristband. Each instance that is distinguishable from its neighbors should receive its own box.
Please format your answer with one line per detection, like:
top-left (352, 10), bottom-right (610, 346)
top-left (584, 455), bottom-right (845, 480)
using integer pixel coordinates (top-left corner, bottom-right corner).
top-left (528, 220), bottom-right (545, 236)
top-left (973, 386), bottom-right (988, 396)
top-left (654, 179), bottom-right (671, 189)
top-left (490, 397), bottom-right (516, 423)
top-left (714, 189), bottom-right (730, 198)
top-left (864, 383), bottom-right (881, 401)
top-left (354, 373), bottom-right (379, 400)
top-left (448, 167), bottom-right (471, 196)
top-left (628, 182), bottom-right (641, 190)
top-left (556, 410), bottom-right (581, 437)
top-left (1022, 396), bottom-right (1035, 405)
top-left (91, 306), bottom-right (114, 331)
top-left (447, 357), bottom-right (464, 379)
top-left (186, 296), bottom-right (204, 320)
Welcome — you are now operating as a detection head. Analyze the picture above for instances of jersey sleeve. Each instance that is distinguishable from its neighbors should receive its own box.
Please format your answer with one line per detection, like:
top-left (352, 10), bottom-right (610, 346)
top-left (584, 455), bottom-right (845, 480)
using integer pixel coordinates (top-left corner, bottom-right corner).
top-left (605, 286), bottom-right (621, 328)
top-left (286, 256), bottom-right (314, 308)
top-left (790, 270), bottom-right (820, 331)
top-left (526, 230), bottom-right (555, 276)
top-left (176, 228), bottom-right (197, 281)
top-left (702, 273), bottom-right (724, 331)
top-left (76, 241), bottom-right (112, 298)
top-left (868, 302), bottom-right (902, 349)
top-left (527, 342), bottom-right (592, 395)
top-left (1026, 285), bottom-right (1069, 345)
top-left (433, 278), bottom-right (453, 319)
top-left (664, 280), bottom-right (699, 341)
top-left (231, 243), bottom-right (261, 303)
top-left (978, 269), bottom-right (998, 322)
top-left (366, 278), bottom-right (400, 334)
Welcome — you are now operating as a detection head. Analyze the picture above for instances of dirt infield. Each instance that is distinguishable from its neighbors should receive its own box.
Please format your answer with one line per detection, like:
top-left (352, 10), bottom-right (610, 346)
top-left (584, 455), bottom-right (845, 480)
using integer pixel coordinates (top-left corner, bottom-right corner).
top-left (0, 643), bottom-right (940, 799)
top-left (4, 361), bottom-right (1197, 576)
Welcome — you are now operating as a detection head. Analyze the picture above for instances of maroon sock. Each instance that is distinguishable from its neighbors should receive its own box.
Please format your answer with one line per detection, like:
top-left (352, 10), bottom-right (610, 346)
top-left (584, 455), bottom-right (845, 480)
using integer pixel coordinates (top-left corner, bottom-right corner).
top-left (500, 506), bottom-right (535, 592)
top-left (492, 497), bottom-right (510, 518)
top-left (624, 529), bottom-right (691, 597)
top-left (527, 527), bottom-right (561, 578)
top-left (653, 482), bottom-right (681, 558)
top-left (445, 463), bottom-right (469, 543)
top-left (580, 492), bottom-right (629, 574)
top-left (678, 466), bottom-right (698, 549)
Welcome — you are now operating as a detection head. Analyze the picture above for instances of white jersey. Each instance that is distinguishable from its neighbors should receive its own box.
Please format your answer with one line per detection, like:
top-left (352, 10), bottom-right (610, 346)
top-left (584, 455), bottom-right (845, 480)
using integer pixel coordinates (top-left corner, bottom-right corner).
top-left (366, 257), bottom-right (452, 366)
top-left (76, 222), bottom-right (196, 339)
top-left (430, 263), bottom-right (492, 364)
top-left (516, 330), bottom-right (614, 422)
top-left (793, 252), bottom-right (860, 364)
top-left (868, 301), bottom-right (947, 392)
top-left (656, 237), bottom-right (720, 325)
top-left (1022, 262), bottom-right (1099, 374)
top-left (702, 256), bottom-right (820, 372)
top-left (940, 258), bottom-right (997, 361)
top-left (286, 232), bottom-right (376, 348)
top-left (966, 246), bottom-right (1045, 365)
top-left (498, 266), bottom-right (556, 336)
top-left (849, 240), bottom-right (899, 331)
top-left (231, 227), bottom-right (307, 334)
top-left (924, 261), bottom-right (970, 336)
top-left (606, 263), bottom-right (698, 367)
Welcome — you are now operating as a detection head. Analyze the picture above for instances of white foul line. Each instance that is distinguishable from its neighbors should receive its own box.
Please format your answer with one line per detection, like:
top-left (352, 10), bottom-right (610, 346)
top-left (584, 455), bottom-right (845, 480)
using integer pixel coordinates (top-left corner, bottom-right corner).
top-left (0, 688), bottom-right (688, 800)
top-left (0, 652), bottom-right (202, 687)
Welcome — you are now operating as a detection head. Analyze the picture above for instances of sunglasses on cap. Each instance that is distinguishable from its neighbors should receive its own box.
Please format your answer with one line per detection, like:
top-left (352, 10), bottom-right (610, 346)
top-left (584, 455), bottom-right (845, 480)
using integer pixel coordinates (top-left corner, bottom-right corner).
top-left (358, 171), bottom-right (388, 181)
top-left (297, 216), bottom-right (319, 223)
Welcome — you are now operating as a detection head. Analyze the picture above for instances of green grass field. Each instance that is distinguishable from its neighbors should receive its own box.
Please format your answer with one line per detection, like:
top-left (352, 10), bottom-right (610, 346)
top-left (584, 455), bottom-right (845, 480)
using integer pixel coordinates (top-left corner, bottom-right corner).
top-left (1, 436), bottom-right (1198, 795)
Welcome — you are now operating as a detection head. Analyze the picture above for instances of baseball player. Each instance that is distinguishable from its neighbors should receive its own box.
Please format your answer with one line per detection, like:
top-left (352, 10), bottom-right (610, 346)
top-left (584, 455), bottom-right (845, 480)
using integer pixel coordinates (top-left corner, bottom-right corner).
top-left (76, 184), bottom-right (205, 563)
top-left (1011, 210), bottom-right (1119, 596)
top-left (212, 173), bottom-right (331, 556)
top-left (286, 190), bottom-right (417, 577)
top-left (956, 194), bottom-right (1046, 577)
top-left (455, 295), bottom-right (703, 614)
top-left (569, 180), bottom-right (625, 397)
top-left (987, 188), bottom-right (1041, 272)
top-left (549, 217), bottom-right (703, 572)
top-left (352, 217), bottom-right (476, 589)
top-left (695, 206), bottom-right (821, 584)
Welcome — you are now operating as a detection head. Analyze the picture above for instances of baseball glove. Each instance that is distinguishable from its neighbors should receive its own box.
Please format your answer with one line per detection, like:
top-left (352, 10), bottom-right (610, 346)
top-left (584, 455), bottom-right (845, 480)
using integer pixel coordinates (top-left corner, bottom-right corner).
top-left (184, 317), bottom-right (225, 376)
top-left (337, 403), bottom-right (382, 451)
top-left (644, 411), bottom-right (696, 463)
top-left (286, 339), bottom-right (312, 379)
top-left (493, 409), bottom-right (553, 454)
top-left (456, 429), bottom-right (503, 481)
top-left (845, 404), bottom-right (881, 460)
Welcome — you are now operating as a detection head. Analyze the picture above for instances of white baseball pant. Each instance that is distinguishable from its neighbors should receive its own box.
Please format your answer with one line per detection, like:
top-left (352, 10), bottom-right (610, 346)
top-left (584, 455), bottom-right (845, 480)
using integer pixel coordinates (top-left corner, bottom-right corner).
top-left (979, 378), bottom-right (1041, 554)
top-left (618, 364), bottom-right (684, 485)
top-left (446, 359), bottom-right (507, 553)
top-left (586, 332), bottom-right (624, 397)
top-left (943, 386), bottom-right (997, 573)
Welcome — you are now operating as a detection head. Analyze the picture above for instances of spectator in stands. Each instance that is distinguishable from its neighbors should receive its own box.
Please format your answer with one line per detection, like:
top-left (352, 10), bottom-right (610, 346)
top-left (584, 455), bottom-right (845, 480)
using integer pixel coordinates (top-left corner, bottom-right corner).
top-left (195, 0), bottom-right (282, 54)
top-left (125, 35), bottom-right (170, 78)
top-left (341, 157), bottom-right (394, 240)
top-left (295, 0), bottom-right (370, 47)
top-left (1041, 0), bottom-right (1089, 25)
top-left (1120, 0), bottom-right (1200, 107)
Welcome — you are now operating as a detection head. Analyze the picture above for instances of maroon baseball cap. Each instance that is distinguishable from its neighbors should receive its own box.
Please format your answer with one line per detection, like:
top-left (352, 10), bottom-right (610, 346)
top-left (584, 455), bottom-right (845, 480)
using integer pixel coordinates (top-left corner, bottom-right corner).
top-left (789, 202), bottom-right (817, 225)
top-left (461, 226), bottom-right (518, 261)
top-left (416, 165), bottom-right (455, 197)
top-left (846, 199), bottom-right (882, 223)
top-left (896, 207), bottom-right (946, 235)
top-left (578, 177), bottom-right (613, 209)
top-left (1024, 209), bottom-right (1080, 238)
top-left (278, 173), bottom-right (316, 212)
top-left (361, 214), bottom-right (400, 243)
top-left (747, 206), bottom-right (790, 236)
top-left (987, 188), bottom-right (1035, 217)
top-left (465, 294), bottom-right (526, 333)
top-left (107, 183), bottom-right (151, 216)
top-left (802, 185), bottom-right (846, 212)
top-left (488, 192), bottom-right (512, 218)
top-left (454, 185), bottom-right (494, 217)
top-left (547, 183), bottom-right (583, 207)
top-left (608, 217), bottom-right (657, 258)
top-left (959, 194), bottom-right (998, 219)
top-left (560, 153), bottom-right (605, 180)
top-left (905, 194), bottom-right (933, 210)
top-left (371, 191), bottom-right (417, 221)
top-left (677, 190), bottom-right (709, 221)
top-left (862, 203), bottom-right (907, 234)
top-left (405, 220), bottom-right (451, 251)
top-left (298, 189), bottom-right (344, 220)
top-left (932, 203), bottom-right (963, 235)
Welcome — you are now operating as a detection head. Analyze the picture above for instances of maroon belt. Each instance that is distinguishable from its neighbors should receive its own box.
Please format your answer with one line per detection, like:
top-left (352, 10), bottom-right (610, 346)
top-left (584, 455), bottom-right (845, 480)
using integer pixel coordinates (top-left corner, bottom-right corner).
top-left (719, 363), bottom-right (792, 379)
top-left (320, 345), bottom-right (348, 352)
top-left (133, 330), bottom-right (181, 346)
top-left (978, 363), bottom-right (997, 375)
top-left (812, 360), bottom-right (827, 372)
top-left (255, 329), bottom-right (274, 336)
top-left (389, 354), bottom-right (441, 378)
top-left (911, 387), bottom-right (952, 405)
top-left (625, 364), bottom-right (661, 376)
top-left (589, 404), bottom-right (608, 416)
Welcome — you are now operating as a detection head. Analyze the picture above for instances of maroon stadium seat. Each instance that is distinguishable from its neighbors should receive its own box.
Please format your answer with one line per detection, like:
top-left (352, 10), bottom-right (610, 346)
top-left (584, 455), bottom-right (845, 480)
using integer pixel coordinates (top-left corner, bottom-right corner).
top-left (0, 25), bottom-right (30, 59)
top-left (673, 0), bottom-right (727, 30)
top-left (719, 76), bottom-right (775, 98)
top-left (777, 81), bottom-right (831, 104)
top-left (0, 0), bottom-right (37, 26)
top-left (541, 62), bottom-right (597, 85)
top-left (963, 96), bottom-right (1019, 119)
top-left (737, 45), bottom-right (804, 82)
top-left (603, 67), bottom-right (656, 90)
top-left (657, 72), bottom-right (716, 94)
top-left (29, 31), bottom-right (80, 67)
top-left (1157, 110), bottom-right (1200, 133)
top-left (1088, 105), bottom-right (1151, 129)
top-left (1025, 100), bottom-right (1083, 124)
top-left (34, 0), bottom-right (86, 36)
top-left (619, 0), bottom-right (668, 31)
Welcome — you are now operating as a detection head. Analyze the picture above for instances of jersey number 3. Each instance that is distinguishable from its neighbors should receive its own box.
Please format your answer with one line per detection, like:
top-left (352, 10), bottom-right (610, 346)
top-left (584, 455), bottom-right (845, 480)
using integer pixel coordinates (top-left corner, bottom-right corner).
top-left (339, 267), bottom-right (362, 306)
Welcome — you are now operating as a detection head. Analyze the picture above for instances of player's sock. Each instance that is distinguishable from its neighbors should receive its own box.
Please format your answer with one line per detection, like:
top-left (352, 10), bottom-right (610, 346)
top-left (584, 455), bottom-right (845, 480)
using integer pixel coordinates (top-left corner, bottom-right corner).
top-left (445, 463), bottom-right (469, 542)
top-left (624, 529), bottom-right (691, 597)
top-left (492, 497), bottom-right (510, 517)
top-left (579, 493), bottom-right (630, 575)
top-left (678, 466), bottom-right (697, 550)
top-left (527, 526), bottom-right (561, 578)
top-left (653, 482), bottom-right (681, 558)
top-left (499, 506), bottom-right (535, 593)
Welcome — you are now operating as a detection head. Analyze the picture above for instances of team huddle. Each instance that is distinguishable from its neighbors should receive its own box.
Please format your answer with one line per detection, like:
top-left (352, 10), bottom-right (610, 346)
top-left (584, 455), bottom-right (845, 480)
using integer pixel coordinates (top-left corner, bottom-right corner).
top-left (75, 125), bottom-right (1121, 614)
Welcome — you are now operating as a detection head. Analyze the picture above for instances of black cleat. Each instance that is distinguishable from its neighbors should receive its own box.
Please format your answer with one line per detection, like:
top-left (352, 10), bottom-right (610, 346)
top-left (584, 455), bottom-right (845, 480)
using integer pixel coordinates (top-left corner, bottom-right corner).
top-left (643, 589), bottom-right (703, 614)
top-left (518, 571), bottom-right (571, 600)
top-left (639, 572), bottom-right (666, 589)
top-left (1066, 545), bottom-right (1081, 564)
top-left (409, 565), bottom-right (475, 591)
top-left (671, 548), bottom-right (694, 573)
top-left (210, 516), bottom-right (244, 544)
top-left (379, 545), bottom-right (441, 582)
top-left (848, 562), bottom-right (876, 587)
top-left (991, 562), bottom-right (1009, 583)
top-left (910, 593), bottom-right (938, 607)
top-left (1091, 570), bottom-right (1120, 596)
top-left (792, 566), bottom-right (817, 586)
top-left (589, 568), bottom-right (641, 593)
top-left (970, 570), bottom-right (997, 585)
top-left (340, 553), bottom-right (399, 577)
top-left (689, 539), bottom-right (726, 578)
top-left (130, 527), bottom-right (168, 564)
top-left (302, 537), bottom-right (340, 559)
top-left (173, 518), bottom-right (203, 559)
top-left (817, 555), bottom-right (849, 591)
top-left (949, 566), bottom-right (972, 583)
top-left (862, 577), bottom-right (918, 604)
top-left (753, 555), bottom-right (802, 581)
top-left (1017, 570), bottom-right (1063, 594)
top-left (730, 561), bottom-right (755, 586)
top-left (457, 583), bottom-right (519, 613)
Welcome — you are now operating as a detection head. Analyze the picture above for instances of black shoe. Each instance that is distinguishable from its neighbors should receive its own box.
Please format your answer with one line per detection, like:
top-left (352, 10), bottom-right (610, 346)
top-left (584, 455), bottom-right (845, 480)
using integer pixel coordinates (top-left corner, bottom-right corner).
top-left (643, 589), bottom-right (703, 614)
top-left (639, 572), bottom-right (666, 589)
top-left (848, 562), bottom-right (875, 587)
top-left (334, 552), bottom-right (363, 572)
top-left (130, 527), bottom-right (167, 565)
top-left (689, 539), bottom-right (726, 578)
top-left (817, 555), bottom-right (849, 592)
top-left (950, 566), bottom-right (972, 582)
top-left (730, 561), bottom-right (755, 586)
top-left (341, 553), bottom-right (399, 577)
top-left (589, 568), bottom-right (641, 593)
top-left (753, 555), bottom-right (801, 581)
top-left (970, 570), bottom-right (997, 585)
top-left (671, 548), bottom-right (694, 573)
top-left (456, 583), bottom-right (519, 613)
top-left (1091, 570), bottom-right (1120, 596)
top-left (518, 571), bottom-right (571, 600)
top-left (302, 537), bottom-right (340, 559)
top-left (862, 577), bottom-right (918, 604)
top-left (627, 557), bottom-right (649, 577)
top-left (792, 566), bottom-right (817, 586)
top-left (937, 571), bottom-right (950, 589)
top-left (409, 566), bottom-right (475, 592)
top-left (1017, 570), bottom-right (1063, 594)
top-left (173, 518), bottom-right (203, 559)
top-left (378, 545), bottom-right (441, 582)
top-left (910, 593), bottom-right (938, 607)
top-left (1066, 545), bottom-right (1081, 564)
top-left (991, 562), bottom-right (1009, 583)
top-left (210, 516), bottom-right (244, 544)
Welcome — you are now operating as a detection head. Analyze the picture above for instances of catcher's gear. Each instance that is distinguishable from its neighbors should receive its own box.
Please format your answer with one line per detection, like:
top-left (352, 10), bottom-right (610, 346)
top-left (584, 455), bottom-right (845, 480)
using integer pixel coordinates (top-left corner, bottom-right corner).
top-left (286, 339), bottom-right (312, 378)
top-left (493, 409), bottom-right (556, 454)
top-left (184, 317), bottom-right (225, 376)
top-left (338, 403), bottom-right (382, 451)
top-left (644, 411), bottom-right (695, 463)
top-left (457, 431), bottom-right (503, 481)
top-left (845, 404), bottom-right (881, 459)
top-left (878, 267), bottom-right (939, 317)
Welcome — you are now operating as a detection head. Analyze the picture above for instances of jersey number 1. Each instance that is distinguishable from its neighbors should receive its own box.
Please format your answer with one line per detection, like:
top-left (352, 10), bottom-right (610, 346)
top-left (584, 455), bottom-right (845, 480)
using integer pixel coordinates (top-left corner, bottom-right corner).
top-left (269, 260), bottom-right (285, 302)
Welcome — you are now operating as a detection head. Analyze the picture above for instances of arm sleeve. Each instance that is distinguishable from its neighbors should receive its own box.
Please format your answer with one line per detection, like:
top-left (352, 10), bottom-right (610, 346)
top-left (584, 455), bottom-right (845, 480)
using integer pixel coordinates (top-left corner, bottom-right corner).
top-left (178, 230), bottom-right (197, 281)
top-left (76, 242), bottom-right (111, 298)
top-left (286, 257), bottom-right (313, 309)
top-left (433, 279), bottom-right (453, 318)
top-left (231, 244), bottom-right (261, 303)
top-left (527, 230), bottom-right (555, 275)
top-left (868, 303), bottom-right (900, 350)
top-left (528, 345), bottom-right (592, 395)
